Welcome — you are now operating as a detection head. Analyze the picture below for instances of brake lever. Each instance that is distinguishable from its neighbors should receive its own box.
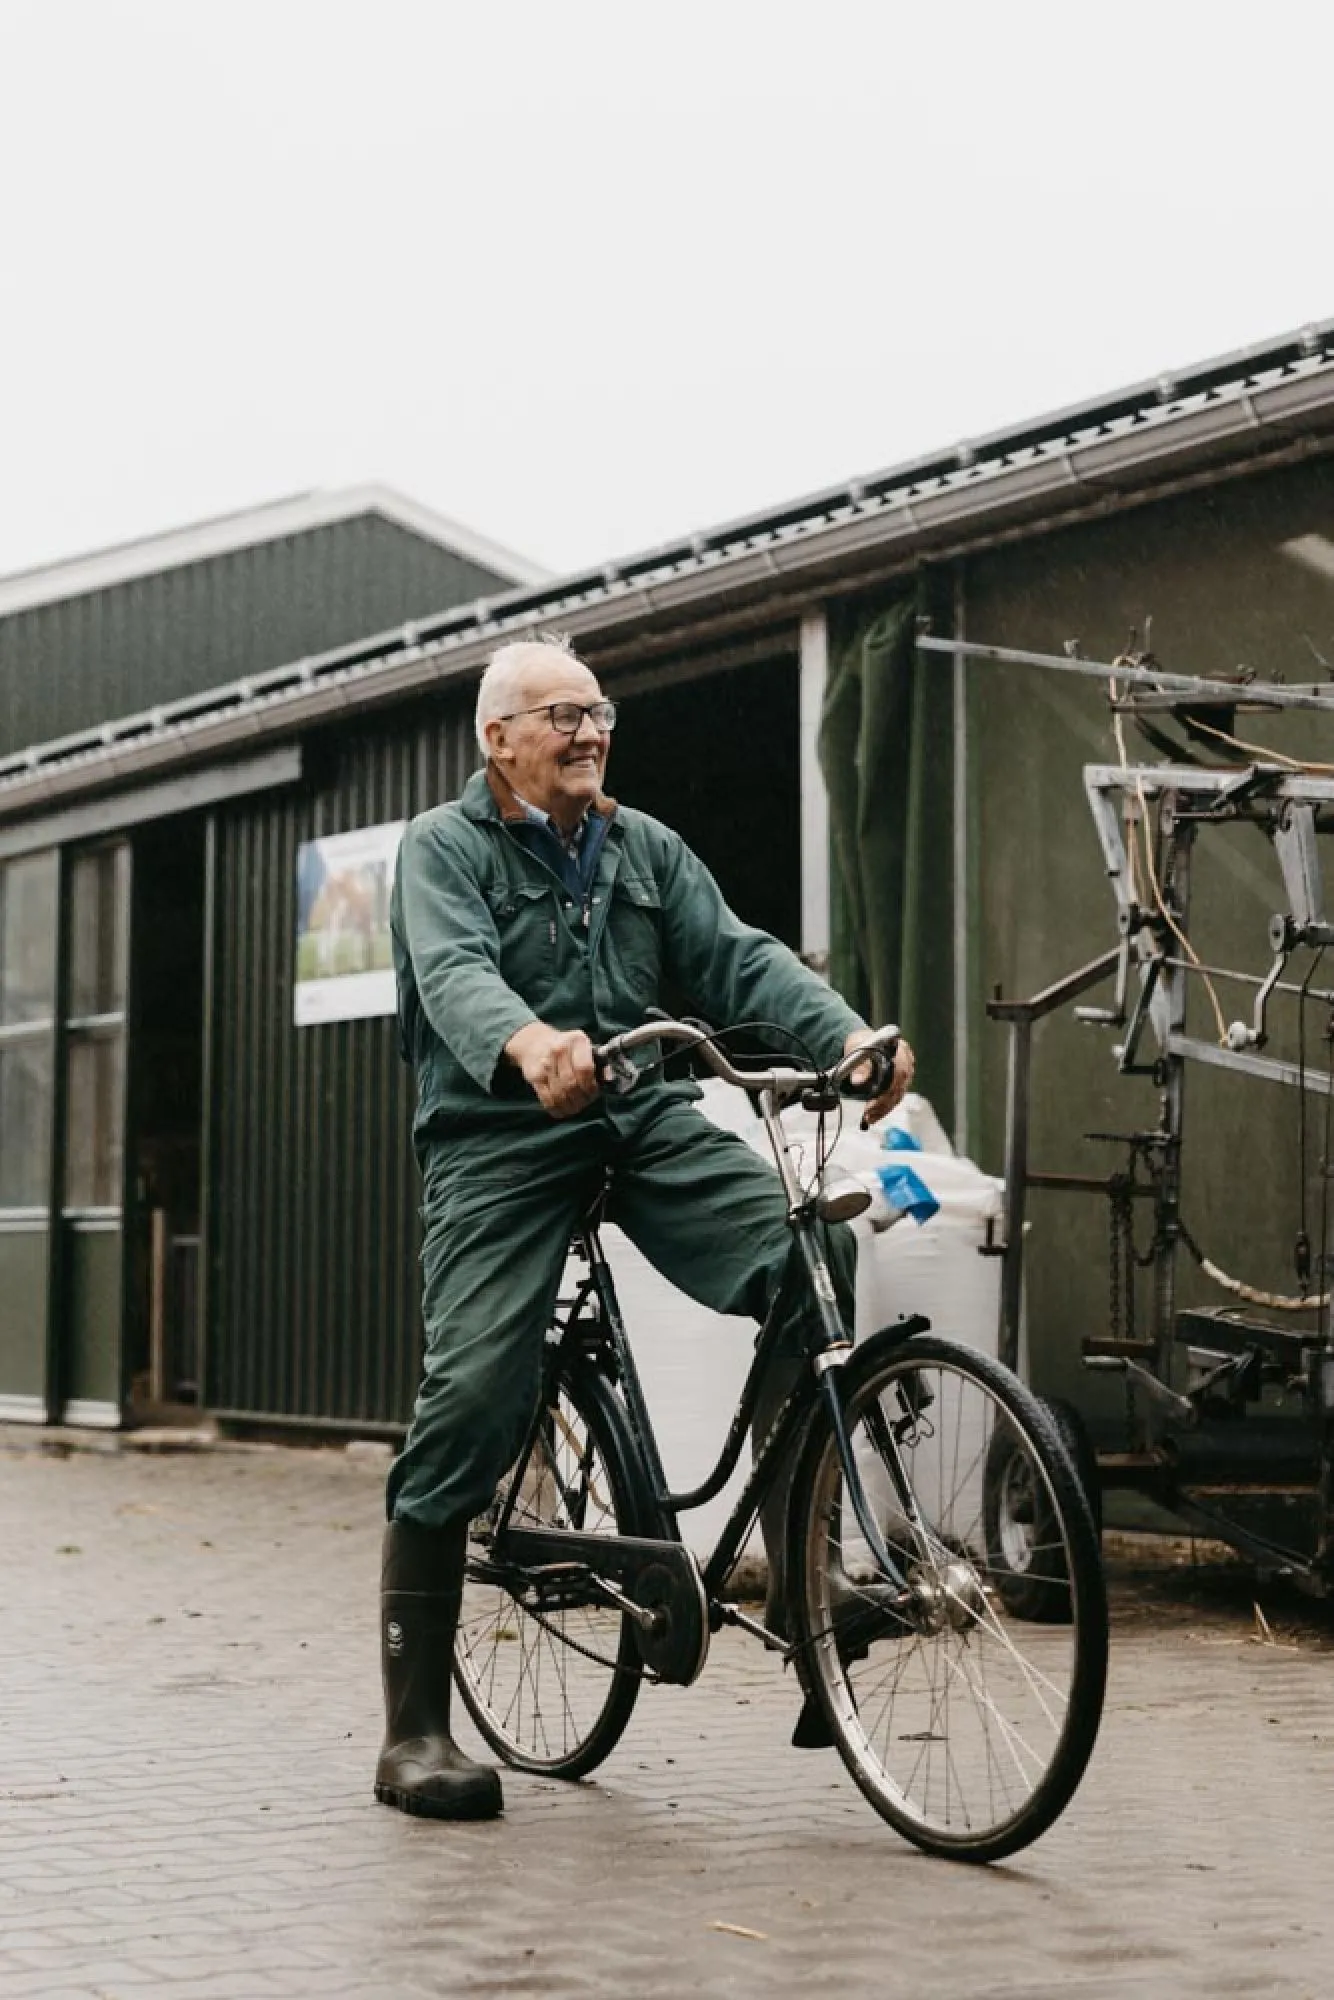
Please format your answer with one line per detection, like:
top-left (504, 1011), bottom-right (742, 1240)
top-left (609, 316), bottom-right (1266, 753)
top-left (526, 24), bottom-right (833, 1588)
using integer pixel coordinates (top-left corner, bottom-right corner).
top-left (598, 1050), bottom-right (641, 1096)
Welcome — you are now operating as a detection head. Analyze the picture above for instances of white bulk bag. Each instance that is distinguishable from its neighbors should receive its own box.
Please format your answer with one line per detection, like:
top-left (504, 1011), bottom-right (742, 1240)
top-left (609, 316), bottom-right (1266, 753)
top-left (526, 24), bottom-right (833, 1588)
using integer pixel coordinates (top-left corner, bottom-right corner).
top-left (591, 1088), bottom-right (1006, 1562)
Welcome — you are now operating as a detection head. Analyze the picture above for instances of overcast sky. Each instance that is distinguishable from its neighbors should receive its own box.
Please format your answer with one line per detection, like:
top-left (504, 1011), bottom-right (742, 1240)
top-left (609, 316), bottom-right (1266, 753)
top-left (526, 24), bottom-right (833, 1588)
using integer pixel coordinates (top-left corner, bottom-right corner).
top-left (1, 0), bottom-right (1331, 584)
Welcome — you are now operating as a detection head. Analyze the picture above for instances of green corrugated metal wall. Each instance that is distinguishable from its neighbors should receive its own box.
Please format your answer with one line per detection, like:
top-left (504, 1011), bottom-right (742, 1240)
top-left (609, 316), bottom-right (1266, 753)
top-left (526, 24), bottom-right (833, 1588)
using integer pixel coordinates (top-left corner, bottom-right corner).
top-left (204, 650), bottom-right (804, 1429)
top-left (0, 515), bottom-right (507, 758)
top-left (207, 696), bottom-right (477, 1427)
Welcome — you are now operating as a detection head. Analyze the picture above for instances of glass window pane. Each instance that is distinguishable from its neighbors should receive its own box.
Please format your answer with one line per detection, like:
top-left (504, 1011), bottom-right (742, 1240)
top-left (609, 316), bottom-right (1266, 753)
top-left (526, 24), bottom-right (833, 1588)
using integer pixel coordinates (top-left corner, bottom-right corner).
top-left (65, 1031), bottom-right (125, 1209)
top-left (68, 845), bottom-right (129, 1019)
top-left (0, 851), bottom-right (58, 1029)
top-left (0, 1038), bottom-right (54, 1206)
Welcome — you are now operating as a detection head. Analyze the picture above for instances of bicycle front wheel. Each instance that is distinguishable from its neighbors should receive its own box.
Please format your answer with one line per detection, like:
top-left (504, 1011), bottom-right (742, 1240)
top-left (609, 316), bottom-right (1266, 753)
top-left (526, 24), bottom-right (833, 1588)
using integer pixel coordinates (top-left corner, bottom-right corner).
top-left (790, 1330), bottom-right (1107, 1862)
top-left (454, 1358), bottom-right (645, 1780)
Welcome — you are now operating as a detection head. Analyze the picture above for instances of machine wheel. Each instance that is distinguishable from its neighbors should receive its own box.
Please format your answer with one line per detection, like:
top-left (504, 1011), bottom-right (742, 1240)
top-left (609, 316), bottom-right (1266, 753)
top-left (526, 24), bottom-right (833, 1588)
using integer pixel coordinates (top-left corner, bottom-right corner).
top-left (1044, 1397), bottom-right (1103, 1535)
top-left (983, 1394), bottom-right (1099, 1622)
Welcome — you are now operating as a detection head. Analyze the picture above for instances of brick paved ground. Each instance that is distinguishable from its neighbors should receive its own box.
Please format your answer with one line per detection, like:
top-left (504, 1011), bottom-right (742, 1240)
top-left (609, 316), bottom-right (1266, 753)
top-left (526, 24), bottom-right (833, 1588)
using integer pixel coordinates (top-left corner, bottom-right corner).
top-left (1, 1433), bottom-right (1332, 2000)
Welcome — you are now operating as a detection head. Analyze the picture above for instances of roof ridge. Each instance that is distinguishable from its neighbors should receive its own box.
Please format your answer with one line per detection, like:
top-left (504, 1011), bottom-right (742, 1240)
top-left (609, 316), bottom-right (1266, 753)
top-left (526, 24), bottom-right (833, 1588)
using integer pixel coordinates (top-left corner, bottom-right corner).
top-left (0, 489), bottom-right (321, 592)
top-left (0, 485), bottom-right (547, 618)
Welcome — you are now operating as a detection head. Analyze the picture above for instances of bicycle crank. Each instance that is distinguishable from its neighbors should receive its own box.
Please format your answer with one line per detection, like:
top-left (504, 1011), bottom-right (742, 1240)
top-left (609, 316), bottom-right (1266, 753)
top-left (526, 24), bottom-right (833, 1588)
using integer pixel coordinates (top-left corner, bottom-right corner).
top-left (629, 1558), bottom-right (710, 1685)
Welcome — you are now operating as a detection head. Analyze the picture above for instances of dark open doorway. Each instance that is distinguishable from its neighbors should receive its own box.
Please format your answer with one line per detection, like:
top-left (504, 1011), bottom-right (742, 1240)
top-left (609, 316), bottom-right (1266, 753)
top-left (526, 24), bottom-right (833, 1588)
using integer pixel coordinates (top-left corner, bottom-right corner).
top-left (126, 816), bottom-right (206, 1415)
top-left (606, 652), bottom-right (801, 946)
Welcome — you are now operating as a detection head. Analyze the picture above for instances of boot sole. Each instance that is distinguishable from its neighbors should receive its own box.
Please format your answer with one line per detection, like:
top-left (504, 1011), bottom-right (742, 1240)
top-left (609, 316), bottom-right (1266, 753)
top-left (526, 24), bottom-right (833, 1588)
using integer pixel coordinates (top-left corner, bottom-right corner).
top-left (374, 1780), bottom-right (502, 1822)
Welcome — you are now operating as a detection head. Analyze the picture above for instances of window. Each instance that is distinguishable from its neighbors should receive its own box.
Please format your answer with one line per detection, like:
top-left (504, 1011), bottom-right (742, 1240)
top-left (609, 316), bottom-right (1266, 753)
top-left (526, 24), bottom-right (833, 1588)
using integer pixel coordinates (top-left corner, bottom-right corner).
top-left (0, 851), bottom-right (58, 1208)
top-left (63, 845), bottom-right (130, 1211)
top-left (68, 845), bottom-right (129, 1019)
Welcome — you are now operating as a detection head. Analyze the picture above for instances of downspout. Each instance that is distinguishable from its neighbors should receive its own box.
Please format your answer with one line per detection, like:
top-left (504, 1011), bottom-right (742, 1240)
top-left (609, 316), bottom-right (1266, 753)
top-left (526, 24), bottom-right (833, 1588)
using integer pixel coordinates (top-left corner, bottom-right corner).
top-left (952, 561), bottom-right (970, 1154)
top-left (799, 608), bottom-right (831, 974)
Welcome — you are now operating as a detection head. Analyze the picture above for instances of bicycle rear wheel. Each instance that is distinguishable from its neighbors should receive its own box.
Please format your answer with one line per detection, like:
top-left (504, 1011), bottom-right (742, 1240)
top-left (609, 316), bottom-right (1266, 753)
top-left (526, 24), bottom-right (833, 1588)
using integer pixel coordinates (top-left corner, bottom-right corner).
top-left (454, 1359), bottom-right (645, 1780)
top-left (790, 1330), bottom-right (1107, 1862)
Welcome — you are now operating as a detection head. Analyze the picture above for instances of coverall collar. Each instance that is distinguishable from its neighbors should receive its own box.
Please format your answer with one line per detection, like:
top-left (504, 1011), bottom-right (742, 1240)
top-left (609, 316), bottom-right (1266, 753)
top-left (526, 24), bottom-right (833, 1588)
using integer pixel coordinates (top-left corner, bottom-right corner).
top-left (470, 762), bottom-right (618, 828)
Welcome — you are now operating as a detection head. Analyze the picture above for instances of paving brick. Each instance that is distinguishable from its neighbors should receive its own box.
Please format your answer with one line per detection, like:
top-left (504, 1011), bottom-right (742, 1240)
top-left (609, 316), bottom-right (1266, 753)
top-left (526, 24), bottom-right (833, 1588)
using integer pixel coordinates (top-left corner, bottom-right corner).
top-left (4, 1435), bottom-right (1334, 1996)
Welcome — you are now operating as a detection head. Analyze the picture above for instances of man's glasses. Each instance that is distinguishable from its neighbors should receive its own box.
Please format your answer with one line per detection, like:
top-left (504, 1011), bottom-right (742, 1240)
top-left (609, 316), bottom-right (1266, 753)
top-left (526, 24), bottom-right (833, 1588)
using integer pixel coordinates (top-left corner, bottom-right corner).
top-left (501, 700), bottom-right (618, 734)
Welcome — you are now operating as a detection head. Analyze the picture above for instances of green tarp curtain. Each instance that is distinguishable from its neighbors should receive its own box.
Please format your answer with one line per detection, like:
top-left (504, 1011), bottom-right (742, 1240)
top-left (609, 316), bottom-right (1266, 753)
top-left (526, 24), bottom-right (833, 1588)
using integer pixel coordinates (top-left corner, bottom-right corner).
top-left (819, 589), bottom-right (955, 1122)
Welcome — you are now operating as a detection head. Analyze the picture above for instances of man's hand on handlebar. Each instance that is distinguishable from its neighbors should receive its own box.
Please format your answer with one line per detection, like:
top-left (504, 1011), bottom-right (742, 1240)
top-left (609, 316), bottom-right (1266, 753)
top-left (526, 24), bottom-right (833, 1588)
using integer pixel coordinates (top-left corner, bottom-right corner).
top-left (505, 1022), bottom-right (599, 1119)
top-left (843, 1027), bottom-right (916, 1127)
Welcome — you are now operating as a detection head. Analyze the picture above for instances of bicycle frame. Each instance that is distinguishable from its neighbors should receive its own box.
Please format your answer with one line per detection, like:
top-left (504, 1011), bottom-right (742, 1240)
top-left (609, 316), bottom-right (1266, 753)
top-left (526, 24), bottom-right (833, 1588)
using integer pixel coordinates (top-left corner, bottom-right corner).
top-left (488, 1087), bottom-right (931, 1629)
top-left (573, 1212), bottom-right (931, 1606)
top-left (479, 1020), bottom-right (928, 1638)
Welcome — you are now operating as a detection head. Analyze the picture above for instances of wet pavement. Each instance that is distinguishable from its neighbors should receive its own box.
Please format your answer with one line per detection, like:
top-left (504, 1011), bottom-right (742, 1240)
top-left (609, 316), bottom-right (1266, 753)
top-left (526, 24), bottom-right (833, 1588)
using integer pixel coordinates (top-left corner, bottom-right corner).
top-left (1, 1430), bottom-right (1331, 1998)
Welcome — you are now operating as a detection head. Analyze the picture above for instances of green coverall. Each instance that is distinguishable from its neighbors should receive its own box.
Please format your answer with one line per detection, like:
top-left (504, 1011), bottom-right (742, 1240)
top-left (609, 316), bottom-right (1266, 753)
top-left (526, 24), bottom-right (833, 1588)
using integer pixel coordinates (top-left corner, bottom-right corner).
top-left (387, 767), bottom-right (866, 1531)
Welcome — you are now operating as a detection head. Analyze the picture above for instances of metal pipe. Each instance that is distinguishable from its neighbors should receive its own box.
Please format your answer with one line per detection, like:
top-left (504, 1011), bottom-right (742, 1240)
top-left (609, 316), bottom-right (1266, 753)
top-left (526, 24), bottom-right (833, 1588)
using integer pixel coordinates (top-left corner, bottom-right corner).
top-left (986, 947), bottom-right (1121, 1024)
top-left (1168, 1032), bottom-right (1334, 1094)
top-left (919, 634), bottom-right (1334, 717)
top-left (1162, 956), bottom-right (1334, 1004)
top-left (1151, 820), bottom-right (1192, 1390)
top-left (998, 1017), bottom-right (1031, 1374)
top-left (951, 561), bottom-right (970, 1154)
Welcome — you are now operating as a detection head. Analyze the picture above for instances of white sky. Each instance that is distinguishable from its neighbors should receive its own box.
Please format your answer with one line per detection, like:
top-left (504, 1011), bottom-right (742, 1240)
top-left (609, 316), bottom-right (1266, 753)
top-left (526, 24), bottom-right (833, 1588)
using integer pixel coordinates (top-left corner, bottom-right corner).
top-left (1, 0), bottom-right (1331, 584)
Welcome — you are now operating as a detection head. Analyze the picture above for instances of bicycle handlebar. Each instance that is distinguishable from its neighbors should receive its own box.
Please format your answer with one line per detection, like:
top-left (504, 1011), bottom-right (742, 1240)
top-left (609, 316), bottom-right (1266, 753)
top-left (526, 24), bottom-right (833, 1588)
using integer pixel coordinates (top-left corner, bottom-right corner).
top-left (592, 1018), bottom-right (900, 1101)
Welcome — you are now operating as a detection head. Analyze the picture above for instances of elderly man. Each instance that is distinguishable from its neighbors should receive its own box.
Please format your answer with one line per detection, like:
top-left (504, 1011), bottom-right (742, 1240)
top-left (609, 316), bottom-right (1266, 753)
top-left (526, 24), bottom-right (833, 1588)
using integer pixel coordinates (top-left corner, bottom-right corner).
top-left (378, 633), bottom-right (912, 1820)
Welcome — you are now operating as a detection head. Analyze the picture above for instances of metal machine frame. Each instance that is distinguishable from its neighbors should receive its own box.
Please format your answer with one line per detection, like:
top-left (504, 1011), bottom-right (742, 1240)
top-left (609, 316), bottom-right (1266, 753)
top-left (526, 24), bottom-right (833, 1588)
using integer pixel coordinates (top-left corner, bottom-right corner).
top-left (922, 633), bottom-right (1334, 1589)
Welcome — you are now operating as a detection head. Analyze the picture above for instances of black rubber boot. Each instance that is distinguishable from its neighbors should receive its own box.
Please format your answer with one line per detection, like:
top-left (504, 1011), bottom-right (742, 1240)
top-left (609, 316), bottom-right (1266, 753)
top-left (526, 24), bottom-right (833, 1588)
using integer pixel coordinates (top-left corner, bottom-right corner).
top-left (374, 1517), bottom-right (503, 1820)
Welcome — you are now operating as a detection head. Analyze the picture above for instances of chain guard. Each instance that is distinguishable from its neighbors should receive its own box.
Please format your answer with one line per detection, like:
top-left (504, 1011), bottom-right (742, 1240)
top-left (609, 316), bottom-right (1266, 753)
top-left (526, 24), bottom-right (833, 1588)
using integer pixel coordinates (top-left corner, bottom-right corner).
top-left (497, 1525), bottom-right (711, 1686)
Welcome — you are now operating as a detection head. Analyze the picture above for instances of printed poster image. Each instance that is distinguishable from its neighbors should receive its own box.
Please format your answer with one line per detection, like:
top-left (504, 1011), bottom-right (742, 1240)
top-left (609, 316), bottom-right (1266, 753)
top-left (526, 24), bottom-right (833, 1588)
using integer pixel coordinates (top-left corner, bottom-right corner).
top-left (294, 821), bottom-right (406, 1026)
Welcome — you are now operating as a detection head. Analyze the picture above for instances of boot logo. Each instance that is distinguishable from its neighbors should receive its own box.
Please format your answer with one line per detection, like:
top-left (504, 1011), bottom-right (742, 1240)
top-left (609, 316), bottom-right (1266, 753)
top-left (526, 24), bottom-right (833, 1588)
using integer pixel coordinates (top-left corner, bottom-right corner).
top-left (386, 1619), bottom-right (404, 1657)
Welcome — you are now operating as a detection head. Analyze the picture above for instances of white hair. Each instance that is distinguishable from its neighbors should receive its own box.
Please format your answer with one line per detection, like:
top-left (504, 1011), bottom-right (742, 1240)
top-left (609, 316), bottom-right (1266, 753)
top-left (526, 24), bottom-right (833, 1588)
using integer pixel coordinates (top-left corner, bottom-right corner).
top-left (474, 632), bottom-right (582, 755)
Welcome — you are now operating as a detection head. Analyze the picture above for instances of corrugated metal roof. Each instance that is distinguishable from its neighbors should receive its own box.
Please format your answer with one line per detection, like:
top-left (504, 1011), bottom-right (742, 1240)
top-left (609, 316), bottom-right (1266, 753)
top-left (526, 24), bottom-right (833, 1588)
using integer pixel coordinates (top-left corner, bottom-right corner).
top-left (4, 320), bottom-right (1334, 820)
top-left (0, 496), bottom-right (543, 761)
top-left (0, 483), bottom-right (547, 614)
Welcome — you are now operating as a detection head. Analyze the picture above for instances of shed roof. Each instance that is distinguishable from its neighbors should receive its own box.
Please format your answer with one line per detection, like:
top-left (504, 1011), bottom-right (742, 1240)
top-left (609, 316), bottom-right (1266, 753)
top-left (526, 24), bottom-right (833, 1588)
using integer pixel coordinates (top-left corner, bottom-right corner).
top-left (0, 486), bottom-right (547, 761)
top-left (0, 484), bottom-right (547, 615)
top-left (3, 319), bottom-right (1334, 821)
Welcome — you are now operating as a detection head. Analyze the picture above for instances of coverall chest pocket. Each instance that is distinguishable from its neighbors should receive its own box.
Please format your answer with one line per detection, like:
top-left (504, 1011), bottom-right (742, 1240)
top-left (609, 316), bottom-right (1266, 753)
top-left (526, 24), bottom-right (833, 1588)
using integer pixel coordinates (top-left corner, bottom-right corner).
top-left (487, 880), bottom-right (555, 995)
top-left (609, 873), bottom-right (664, 998)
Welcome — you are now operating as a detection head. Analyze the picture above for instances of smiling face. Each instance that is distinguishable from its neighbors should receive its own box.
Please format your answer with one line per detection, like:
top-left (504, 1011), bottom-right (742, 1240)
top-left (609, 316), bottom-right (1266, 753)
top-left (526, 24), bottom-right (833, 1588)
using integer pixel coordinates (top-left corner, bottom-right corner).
top-left (483, 648), bottom-right (611, 830)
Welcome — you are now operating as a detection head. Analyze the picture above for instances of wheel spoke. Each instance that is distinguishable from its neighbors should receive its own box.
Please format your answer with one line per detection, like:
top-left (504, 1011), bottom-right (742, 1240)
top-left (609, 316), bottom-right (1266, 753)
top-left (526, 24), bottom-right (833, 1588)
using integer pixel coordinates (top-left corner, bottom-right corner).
top-left (454, 1370), bottom-right (643, 1779)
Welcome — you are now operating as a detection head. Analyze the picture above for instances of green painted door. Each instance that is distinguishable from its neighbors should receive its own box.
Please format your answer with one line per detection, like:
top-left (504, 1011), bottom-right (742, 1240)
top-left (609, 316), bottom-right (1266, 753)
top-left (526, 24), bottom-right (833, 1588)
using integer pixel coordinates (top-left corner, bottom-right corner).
top-left (0, 849), bottom-right (59, 1422)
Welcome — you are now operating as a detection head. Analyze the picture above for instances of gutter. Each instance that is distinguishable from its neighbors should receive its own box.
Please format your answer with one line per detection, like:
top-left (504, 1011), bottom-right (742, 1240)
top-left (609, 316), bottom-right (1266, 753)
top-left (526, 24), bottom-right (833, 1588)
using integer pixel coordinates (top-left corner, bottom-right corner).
top-left (3, 340), bottom-right (1334, 826)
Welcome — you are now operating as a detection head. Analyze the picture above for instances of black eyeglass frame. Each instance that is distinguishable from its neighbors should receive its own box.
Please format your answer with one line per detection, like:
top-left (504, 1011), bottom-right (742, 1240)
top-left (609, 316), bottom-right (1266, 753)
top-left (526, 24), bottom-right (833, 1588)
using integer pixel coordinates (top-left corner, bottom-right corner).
top-left (498, 700), bottom-right (618, 734)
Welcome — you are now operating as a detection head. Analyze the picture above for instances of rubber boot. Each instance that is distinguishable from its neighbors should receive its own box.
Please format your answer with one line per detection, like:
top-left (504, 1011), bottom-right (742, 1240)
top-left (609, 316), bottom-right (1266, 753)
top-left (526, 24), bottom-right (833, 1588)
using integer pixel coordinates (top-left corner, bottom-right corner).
top-left (374, 1517), bottom-right (503, 1820)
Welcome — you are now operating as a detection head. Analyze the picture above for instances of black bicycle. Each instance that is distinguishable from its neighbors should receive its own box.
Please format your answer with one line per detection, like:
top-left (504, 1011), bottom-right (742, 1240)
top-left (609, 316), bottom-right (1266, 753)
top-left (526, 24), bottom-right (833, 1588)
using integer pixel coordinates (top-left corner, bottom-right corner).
top-left (454, 1020), bottom-right (1108, 1862)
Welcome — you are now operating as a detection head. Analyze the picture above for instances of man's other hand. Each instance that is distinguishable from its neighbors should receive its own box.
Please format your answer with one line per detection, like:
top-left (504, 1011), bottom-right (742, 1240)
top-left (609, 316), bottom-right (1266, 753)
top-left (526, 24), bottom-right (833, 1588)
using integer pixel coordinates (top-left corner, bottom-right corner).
top-left (843, 1028), bottom-right (916, 1126)
top-left (505, 1022), bottom-right (599, 1119)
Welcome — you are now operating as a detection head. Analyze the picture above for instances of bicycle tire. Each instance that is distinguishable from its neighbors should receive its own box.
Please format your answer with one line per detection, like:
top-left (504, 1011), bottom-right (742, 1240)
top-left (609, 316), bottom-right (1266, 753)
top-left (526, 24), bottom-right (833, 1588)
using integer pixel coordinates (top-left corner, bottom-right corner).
top-left (454, 1356), bottom-right (647, 1780)
top-left (789, 1329), bottom-right (1108, 1863)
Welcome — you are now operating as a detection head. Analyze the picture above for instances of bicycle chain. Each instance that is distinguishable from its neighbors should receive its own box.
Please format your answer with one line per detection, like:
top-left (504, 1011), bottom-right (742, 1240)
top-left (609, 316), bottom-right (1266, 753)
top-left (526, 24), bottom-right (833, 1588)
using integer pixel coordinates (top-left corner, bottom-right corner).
top-left (502, 1584), bottom-right (653, 1681)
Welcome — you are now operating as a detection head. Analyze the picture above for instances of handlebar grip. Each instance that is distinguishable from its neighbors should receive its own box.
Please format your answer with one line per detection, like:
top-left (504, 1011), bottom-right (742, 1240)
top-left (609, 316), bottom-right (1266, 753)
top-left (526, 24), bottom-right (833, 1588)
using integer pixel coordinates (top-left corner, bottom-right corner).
top-left (843, 1037), bottom-right (897, 1097)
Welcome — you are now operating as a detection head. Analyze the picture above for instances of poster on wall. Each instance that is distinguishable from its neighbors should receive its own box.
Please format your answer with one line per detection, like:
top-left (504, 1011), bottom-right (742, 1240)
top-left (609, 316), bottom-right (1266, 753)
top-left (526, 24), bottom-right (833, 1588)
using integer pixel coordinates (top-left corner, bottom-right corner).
top-left (294, 821), bottom-right (406, 1026)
